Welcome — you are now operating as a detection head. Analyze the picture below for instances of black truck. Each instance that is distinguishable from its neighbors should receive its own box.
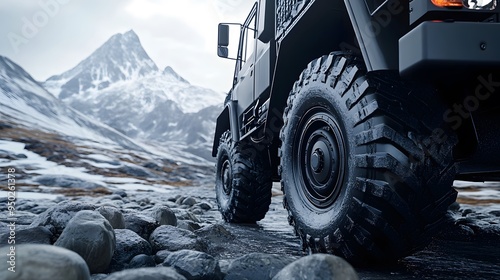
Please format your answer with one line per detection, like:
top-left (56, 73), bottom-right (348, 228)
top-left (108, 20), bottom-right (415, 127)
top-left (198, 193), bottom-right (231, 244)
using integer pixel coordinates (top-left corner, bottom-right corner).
top-left (213, 0), bottom-right (500, 262)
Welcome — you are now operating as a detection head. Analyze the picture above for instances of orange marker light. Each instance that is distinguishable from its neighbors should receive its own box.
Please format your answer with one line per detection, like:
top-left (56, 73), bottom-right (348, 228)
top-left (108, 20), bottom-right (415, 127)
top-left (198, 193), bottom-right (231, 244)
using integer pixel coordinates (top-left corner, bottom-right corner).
top-left (431, 0), bottom-right (463, 7)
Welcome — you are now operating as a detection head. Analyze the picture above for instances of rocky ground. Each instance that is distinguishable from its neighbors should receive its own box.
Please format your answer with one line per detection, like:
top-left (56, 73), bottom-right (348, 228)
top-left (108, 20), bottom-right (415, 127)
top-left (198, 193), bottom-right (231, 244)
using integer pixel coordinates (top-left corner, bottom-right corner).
top-left (0, 183), bottom-right (499, 280)
top-left (0, 126), bottom-right (499, 279)
top-left (0, 187), bottom-right (359, 280)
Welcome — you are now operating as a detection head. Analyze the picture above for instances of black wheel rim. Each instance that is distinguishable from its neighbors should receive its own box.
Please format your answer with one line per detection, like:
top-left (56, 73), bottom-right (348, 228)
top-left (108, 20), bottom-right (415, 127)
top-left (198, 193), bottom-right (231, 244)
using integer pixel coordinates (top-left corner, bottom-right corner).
top-left (220, 157), bottom-right (232, 195)
top-left (294, 107), bottom-right (346, 209)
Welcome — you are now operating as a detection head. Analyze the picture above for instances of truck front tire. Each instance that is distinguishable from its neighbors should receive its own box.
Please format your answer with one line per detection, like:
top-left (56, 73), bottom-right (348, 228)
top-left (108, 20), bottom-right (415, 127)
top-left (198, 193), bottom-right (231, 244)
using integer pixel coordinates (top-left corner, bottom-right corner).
top-left (215, 131), bottom-right (272, 223)
top-left (279, 53), bottom-right (458, 262)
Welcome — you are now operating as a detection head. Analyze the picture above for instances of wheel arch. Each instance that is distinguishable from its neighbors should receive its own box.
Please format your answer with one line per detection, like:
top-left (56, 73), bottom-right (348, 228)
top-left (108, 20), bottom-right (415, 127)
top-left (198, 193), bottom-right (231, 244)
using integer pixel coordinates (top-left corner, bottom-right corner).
top-left (212, 101), bottom-right (240, 157)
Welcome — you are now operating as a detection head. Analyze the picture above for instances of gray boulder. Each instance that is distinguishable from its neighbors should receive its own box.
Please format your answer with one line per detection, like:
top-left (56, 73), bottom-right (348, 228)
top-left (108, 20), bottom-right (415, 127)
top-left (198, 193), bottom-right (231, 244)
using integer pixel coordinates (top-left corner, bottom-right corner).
top-left (104, 267), bottom-right (187, 280)
top-left (55, 210), bottom-right (115, 274)
top-left (177, 220), bottom-right (201, 232)
top-left (98, 206), bottom-right (125, 229)
top-left (30, 201), bottom-right (97, 236)
top-left (163, 249), bottom-right (221, 280)
top-left (272, 254), bottom-right (359, 280)
top-left (111, 229), bottom-right (152, 270)
top-left (0, 244), bottom-right (90, 280)
top-left (225, 253), bottom-right (296, 280)
top-left (0, 226), bottom-right (53, 245)
top-left (152, 205), bottom-right (178, 226)
top-left (150, 225), bottom-right (205, 253)
top-left (128, 254), bottom-right (156, 269)
top-left (124, 213), bottom-right (158, 240)
top-left (181, 197), bottom-right (197, 207)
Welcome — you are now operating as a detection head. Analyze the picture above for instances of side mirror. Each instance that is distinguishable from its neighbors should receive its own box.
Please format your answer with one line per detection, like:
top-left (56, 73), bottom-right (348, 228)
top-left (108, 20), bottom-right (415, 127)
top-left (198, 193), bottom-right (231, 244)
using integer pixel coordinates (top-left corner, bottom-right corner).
top-left (218, 46), bottom-right (229, 58)
top-left (218, 24), bottom-right (229, 47)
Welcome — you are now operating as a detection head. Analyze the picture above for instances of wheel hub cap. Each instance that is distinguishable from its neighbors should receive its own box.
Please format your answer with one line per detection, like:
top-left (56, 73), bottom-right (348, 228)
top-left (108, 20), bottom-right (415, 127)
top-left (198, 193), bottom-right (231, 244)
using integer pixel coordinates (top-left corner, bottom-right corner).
top-left (295, 110), bottom-right (346, 209)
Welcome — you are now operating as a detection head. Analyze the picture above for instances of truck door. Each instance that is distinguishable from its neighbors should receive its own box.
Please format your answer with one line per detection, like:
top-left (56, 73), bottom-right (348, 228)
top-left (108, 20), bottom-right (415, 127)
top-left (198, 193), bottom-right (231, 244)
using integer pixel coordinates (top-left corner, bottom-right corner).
top-left (232, 5), bottom-right (257, 117)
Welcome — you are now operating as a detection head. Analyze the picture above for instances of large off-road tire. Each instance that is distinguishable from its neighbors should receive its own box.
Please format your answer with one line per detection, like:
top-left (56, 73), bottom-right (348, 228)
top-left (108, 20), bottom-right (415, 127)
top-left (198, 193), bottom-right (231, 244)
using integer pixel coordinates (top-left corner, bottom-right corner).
top-left (279, 53), bottom-right (458, 263)
top-left (215, 131), bottom-right (272, 223)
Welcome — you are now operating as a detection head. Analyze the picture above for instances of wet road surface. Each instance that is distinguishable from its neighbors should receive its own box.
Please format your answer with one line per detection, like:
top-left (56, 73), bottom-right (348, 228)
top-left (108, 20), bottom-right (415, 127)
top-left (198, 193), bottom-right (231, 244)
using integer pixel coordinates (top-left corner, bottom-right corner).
top-left (171, 182), bottom-right (500, 279)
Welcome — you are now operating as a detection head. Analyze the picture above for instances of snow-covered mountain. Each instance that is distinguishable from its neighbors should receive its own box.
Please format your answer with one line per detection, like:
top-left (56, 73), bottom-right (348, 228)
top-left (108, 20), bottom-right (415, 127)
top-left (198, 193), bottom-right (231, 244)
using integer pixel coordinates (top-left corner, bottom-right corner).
top-left (0, 56), bottom-right (214, 197)
top-left (44, 30), bottom-right (226, 160)
top-left (0, 55), bottom-right (140, 150)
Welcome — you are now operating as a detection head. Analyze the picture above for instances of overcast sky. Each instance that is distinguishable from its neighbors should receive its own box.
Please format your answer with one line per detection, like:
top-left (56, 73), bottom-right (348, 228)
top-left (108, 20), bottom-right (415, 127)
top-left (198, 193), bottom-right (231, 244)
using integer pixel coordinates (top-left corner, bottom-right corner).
top-left (0, 0), bottom-right (255, 92)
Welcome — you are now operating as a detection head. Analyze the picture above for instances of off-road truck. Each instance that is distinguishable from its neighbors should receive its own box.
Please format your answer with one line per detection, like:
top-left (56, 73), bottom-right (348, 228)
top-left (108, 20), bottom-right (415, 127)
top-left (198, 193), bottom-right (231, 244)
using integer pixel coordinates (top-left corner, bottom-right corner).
top-left (213, 0), bottom-right (500, 262)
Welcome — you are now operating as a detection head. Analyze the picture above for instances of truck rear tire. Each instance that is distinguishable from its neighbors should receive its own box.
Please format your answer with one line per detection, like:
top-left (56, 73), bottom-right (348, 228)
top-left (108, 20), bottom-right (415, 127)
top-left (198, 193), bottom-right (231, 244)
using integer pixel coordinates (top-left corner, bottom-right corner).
top-left (215, 131), bottom-right (272, 223)
top-left (279, 53), bottom-right (458, 262)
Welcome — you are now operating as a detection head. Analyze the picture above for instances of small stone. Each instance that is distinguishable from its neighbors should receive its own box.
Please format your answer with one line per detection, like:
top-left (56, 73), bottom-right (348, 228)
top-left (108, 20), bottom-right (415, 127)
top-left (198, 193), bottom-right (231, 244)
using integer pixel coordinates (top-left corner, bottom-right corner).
top-left (104, 267), bottom-right (187, 280)
top-left (272, 254), bottom-right (359, 280)
top-left (149, 225), bottom-right (205, 253)
top-left (124, 213), bottom-right (159, 240)
top-left (196, 202), bottom-right (212, 211)
top-left (163, 249), bottom-right (222, 280)
top-left (30, 201), bottom-right (97, 236)
top-left (113, 190), bottom-right (128, 198)
top-left (177, 220), bottom-right (201, 232)
top-left (182, 197), bottom-right (197, 207)
top-left (128, 254), bottom-right (156, 269)
top-left (489, 210), bottom-right (500, 217)
top-left (55, 211), bottom-right (115, 274)
top-left (175, 196), bottom-right (186, 205)
top-left (176, 211), bottom-right (201, 223)
top-left (155, 250), bottom-right (172, 264)
top-left (225, 253), bottom-right (295, 280)
top-left (153, 205), bottom-right (178, 226)
top-left (0, 244), bottom-right (90, 280)
top-left (98, 206), bottom-right (126, 229)
top-left (0, 226), bottom-right (53, 245)
top-left (448, 202), bottom-right (460, 212)
top-left (111, 229), bottom-right (152, 271)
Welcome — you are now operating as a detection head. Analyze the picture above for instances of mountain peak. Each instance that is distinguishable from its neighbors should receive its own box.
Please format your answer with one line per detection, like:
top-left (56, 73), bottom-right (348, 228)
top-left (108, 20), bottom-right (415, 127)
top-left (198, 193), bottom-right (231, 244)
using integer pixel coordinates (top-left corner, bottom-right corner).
top-left (45, 30), bottom-right (158, 99)
top-left (163, 66), bottom-right (189, 84)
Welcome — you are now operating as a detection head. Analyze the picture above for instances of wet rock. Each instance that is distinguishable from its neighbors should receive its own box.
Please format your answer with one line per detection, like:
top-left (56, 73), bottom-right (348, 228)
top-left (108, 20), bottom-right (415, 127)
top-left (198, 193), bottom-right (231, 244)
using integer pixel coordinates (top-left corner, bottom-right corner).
top-left (111, 229), bottom-right (152, 270)
top-left (35, 175), bottom-right (104, 189)
top-left (176, 210), bottom-right (201, 223)
top-left (124, 213), bottom-right (158, 240)
top-left (225, 253), bottom-right (296, 280)
top-left (272, 254), bottom-right (359, 280)
top-left (113, 190), bottom-right (127, 198)
top-left (0, 211), bottom-right (37, 225)
top-left (91, 274), bottom-right (108, 280)
top-left (90, 274), bottom-right (108, 280)
top-left (218, 259), bottom-right (231, 276)
top-left (182, 197), bottom-right (197, 207)
top-left (55, 210), bottom-right (115, 274)
top-left (149, 225), bottom-right (205, 253)
top-left (0, 226), bottom-right (53, 245)
top-left (0, 244), bottom-right (90, 280)
top-left (155, 250), bottom-right (172, 264)
top-left (163, 249), bottom-right (222, 280)
top-left (175, 196), bottom-right (186, 205)
top-left (104, 267), bottom-right (187, 280)
top-left (196, 202), bottom-right (212, 211)
top-left (195, 224), bottom-right (235, 244)
top-left (490, 210), bottom-right (500, 217)
top-left (153, 205), bottom-right (178, 226)
top-left (128, 254), bottom-right (156, 269)
top-left (30, 201), bottom-right (96, 236)
top-left (98, 206), bottom-right (125, 229)
top-left (449, 202), bottom-right (461, 212)
top-left (177, 220), bottom-right (201, 232)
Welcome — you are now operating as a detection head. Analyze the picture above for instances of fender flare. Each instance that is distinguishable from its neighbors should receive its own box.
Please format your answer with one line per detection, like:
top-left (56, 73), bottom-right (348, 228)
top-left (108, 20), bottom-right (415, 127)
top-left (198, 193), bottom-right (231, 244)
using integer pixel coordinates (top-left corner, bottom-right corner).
top-left (212, 101), bottom-right (240, 157)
